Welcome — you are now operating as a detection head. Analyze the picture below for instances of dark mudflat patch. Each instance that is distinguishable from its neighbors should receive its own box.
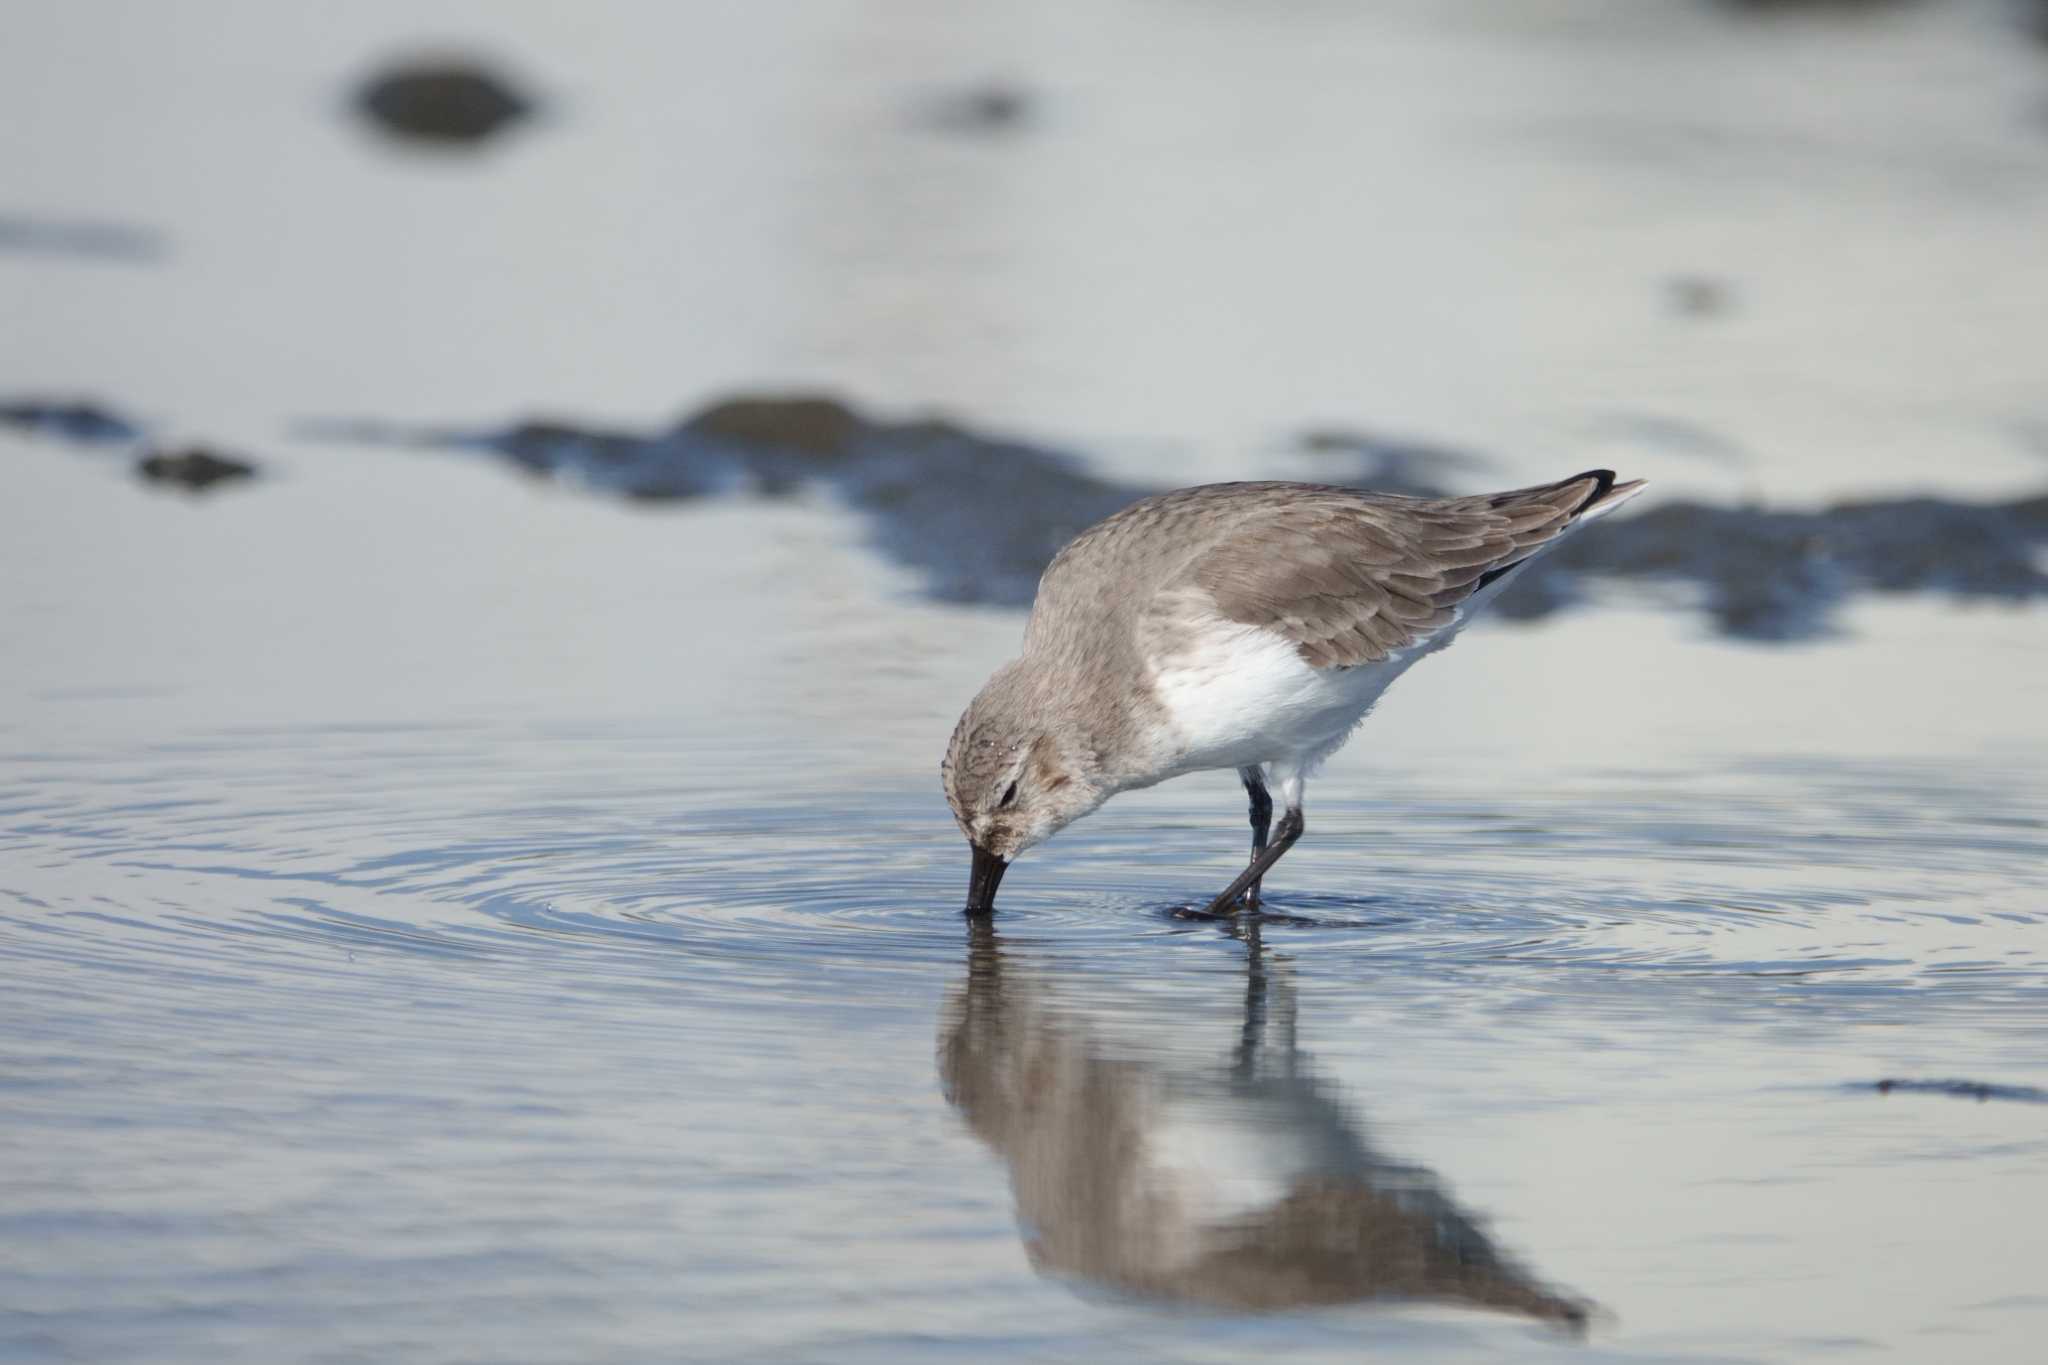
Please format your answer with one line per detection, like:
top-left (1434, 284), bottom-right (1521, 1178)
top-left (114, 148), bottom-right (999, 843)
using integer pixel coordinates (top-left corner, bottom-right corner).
top-left (1665, 273), bottom-right (1735, 319)
top-left (316, 391), bottom-right (2048, 641)
top-left (914, 81), bottom-right (1035, 137)
top-left (306, 395), bottom-right (1141, 607)
top-left (1711, 0), bottom-right (1924, 14)
top-left (1863, 1078), bottom-right (2048, 1104)
top-left (353, 56), bottom-right (536, 146)
top-left (26, 389), bottom-right (2045, 640)
top-left (0, 214), bottom-right (165, 263)
top-left (1500, 491), bottom-right (2048, 639)
top-left (4, 400), bottom-right (260, 492)
top-left (0, 398), bottom-right (143, 445)
top-left (137, 447), bottom-right (258, 492)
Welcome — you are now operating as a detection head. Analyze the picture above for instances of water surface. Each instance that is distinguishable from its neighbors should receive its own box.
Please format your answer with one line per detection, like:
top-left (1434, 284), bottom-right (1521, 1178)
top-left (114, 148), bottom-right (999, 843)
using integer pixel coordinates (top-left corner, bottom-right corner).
top-left (5, 2), bottom-right (2048, 1361)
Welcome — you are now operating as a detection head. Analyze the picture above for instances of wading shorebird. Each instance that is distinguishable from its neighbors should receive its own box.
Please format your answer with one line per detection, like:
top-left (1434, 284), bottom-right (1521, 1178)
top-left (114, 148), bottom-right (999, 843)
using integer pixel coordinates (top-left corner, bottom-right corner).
top-left (941, 471), bottom-right (1645, 914)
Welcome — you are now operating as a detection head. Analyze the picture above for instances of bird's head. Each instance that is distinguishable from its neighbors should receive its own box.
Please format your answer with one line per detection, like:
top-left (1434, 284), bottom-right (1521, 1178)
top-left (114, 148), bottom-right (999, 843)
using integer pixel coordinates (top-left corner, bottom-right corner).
top-left (941, 663), bottom-right (1106, 912)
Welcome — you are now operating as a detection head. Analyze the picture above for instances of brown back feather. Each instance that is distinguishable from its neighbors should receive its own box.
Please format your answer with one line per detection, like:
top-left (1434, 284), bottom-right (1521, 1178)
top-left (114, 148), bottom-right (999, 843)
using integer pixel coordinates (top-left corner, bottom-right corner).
top-left (1177, 473), bottom-right (1617, 668)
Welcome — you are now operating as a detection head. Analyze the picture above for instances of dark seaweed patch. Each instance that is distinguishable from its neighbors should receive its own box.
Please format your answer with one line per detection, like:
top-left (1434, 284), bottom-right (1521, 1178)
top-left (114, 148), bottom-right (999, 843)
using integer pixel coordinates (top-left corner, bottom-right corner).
top-left (1499, 492), bottom-right (2048, 639)
top-left (0, 215), bottom-right (165, 263)
top-left (348, 392), bottom-right (2048, 641)
top-left (0, 398), bottom-right (144, 445)
top-left (1864, 1078), bottom-right (2048, 1104)
top-left (353, 57), bottom-right (535, 146)
top-left (136, 447), bottom-right (258, 493)
top-left (915, 81), bottom-right (1035, 137)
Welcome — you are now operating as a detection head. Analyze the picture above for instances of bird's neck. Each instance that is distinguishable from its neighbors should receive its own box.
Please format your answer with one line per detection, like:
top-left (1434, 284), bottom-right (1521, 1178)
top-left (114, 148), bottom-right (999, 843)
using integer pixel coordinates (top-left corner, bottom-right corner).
top-left (1013, 647), bottom-right (1175, 795)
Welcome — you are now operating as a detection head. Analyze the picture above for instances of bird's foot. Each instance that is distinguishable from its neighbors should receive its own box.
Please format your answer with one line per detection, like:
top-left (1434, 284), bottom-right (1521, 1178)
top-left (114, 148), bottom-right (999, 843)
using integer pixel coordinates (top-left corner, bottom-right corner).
top-left (1168, 903), bottom-right (1237, 923)
top-left (1168, 885), bottom-right (1262, 923)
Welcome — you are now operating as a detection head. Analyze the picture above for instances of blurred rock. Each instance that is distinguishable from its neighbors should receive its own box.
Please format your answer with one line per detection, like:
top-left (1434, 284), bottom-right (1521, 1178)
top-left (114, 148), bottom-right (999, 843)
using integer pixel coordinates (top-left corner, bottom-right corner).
top-left (918, 81), bottom-right (1034, 136)
top-left (494, 420), bottom-right (649, 477)
top-left (355, 58), bottom-right (534, 145)
top-left (680, 395), bottom-right (863, 457)
top-left (0, 398), bottom-right (142, 445)
top-left (343, 392), bottom-right (2048, 640)
top-left (1666, 274), bottom-right (1733, 319)
top-left (1498, 490), bottom-right (2048, 639)
top-left (136, 447), bottom-right (257, 492)
top-left (1869, 1078), bottom-right (2048, 1103)
top-left (1712, 0), bottom-right (1922, 12)
top-left (0, 215), bottom-right (165, 263)
top-left (369, 392), bottom-right (1127, 604)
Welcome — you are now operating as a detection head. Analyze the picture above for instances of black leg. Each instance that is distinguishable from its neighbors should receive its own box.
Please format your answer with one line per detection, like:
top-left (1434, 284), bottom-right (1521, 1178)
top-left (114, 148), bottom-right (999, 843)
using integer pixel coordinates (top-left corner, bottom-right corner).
top-left (1199, 807), bottom-right (1303, 918)
top-left (1238, 766), bottom-right (1272, 910)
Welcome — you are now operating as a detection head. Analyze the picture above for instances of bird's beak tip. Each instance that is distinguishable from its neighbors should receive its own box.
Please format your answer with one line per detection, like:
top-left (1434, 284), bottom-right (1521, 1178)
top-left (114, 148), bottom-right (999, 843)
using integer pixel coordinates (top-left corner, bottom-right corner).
top-left (965, 842), bottom-right (1008, 914)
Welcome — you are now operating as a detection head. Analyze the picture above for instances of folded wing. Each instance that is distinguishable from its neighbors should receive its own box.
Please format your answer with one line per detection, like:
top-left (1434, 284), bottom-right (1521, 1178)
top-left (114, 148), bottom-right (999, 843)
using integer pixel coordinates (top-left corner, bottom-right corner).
top-left (1187, 471), bottom-right (1633, 669)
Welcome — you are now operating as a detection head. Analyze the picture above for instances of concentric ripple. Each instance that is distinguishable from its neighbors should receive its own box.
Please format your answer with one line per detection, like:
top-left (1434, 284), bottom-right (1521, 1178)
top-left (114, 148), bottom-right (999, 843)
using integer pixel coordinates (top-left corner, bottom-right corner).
top-left (6, 722), bottom-right (2048, 1365)
top-left (5, 725), bottom-right (2043, 1018)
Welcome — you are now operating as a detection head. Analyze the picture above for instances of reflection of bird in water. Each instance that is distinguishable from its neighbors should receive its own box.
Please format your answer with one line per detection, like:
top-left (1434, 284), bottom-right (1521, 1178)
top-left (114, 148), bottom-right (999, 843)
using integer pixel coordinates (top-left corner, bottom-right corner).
top-left (937, 921), bottom-right (1589, 1326)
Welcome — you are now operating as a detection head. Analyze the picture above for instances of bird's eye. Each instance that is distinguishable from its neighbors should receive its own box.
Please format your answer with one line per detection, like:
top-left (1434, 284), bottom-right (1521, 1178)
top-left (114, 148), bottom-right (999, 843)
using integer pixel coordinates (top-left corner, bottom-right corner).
top-left (998, 780), bottom-right (1019, 808)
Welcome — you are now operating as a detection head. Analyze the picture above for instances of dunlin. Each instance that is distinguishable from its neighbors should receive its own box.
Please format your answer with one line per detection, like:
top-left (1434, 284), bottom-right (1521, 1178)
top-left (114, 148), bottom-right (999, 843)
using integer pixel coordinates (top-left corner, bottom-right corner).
top-left (942, 471), bottom-right (1645, 914)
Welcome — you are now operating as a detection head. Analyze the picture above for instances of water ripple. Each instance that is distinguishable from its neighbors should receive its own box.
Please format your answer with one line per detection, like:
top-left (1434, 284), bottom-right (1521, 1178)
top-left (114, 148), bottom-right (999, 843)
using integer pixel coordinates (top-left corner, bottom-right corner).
top-left (7, 728), bottom-right (2041, 1026)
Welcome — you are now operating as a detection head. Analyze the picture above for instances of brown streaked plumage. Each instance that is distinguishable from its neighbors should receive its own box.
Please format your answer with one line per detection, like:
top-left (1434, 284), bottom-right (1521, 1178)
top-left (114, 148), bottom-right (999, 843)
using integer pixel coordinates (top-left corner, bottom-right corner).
top-left (943, 470), bottom-right (1646, 914)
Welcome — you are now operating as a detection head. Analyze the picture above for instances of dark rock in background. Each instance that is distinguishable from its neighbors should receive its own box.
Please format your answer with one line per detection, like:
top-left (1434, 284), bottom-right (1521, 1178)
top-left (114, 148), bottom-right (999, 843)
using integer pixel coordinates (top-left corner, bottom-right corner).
top-left (1498, 490), bottom-right (2048, 639)
top-left (1665, 274), bottom-right (1733, 319)
top-left (1868, 1078), bottom-right (2048, 1103)
top-left (491, 420), bottom-right (652, 480)
top-left (1712, 0), bottom-right (1923, 12)
top-left (0, 215), bottom-right (165, 263)
top-left (0, 398), bottom-right (143, 445)
top-left (918, 81), bottom-right (1035, 136)
top-left (337, 391), bottom-right (2048, 640)
top-left (136, 447), bottom-right (258, 492)
top-left (668, 394), bottom-right (1131, 602)
top-left (6, 396), bottom-right (257, 494)
top-left (681, 395), bottom-right (864, 459)
top-left (341, 393), bottom-right (1127, 604)
top-left (355, 57), bottom-right (535, 145)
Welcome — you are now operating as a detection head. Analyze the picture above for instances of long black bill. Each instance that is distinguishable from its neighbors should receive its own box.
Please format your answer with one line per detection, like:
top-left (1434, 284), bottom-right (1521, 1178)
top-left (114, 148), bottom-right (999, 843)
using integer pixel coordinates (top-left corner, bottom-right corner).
top-left (965, 843), bottom-right (1008, 915)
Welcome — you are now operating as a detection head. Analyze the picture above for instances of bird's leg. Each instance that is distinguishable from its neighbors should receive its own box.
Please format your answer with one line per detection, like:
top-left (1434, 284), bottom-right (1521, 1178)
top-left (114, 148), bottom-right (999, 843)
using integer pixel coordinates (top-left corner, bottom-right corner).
top-left (1199, 807), bottom-right (1303, 919)
top-left (1238, 766), bottom-right (1272, 911)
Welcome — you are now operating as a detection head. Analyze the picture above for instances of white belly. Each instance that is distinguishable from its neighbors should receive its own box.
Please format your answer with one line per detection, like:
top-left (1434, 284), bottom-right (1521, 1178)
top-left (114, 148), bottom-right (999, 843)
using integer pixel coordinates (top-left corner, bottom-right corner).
top-left (1149, 618), bottom-right (1413, 781)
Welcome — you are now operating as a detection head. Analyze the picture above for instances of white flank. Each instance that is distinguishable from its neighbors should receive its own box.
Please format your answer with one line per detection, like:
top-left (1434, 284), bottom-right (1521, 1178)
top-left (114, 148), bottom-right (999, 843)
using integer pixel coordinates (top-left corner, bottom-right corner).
top-left (1148, 482), bottom-right (1644, 797)
top-left (1150, 614), bottom-right (1409, 800)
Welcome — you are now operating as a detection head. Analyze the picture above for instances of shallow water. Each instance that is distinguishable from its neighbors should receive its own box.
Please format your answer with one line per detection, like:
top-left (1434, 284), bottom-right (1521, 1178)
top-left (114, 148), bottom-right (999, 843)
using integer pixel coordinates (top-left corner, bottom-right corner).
top-left (5, 678), bottom-right (2047, 1362)
top-left (6, 1), bottom-right (2048, 1361)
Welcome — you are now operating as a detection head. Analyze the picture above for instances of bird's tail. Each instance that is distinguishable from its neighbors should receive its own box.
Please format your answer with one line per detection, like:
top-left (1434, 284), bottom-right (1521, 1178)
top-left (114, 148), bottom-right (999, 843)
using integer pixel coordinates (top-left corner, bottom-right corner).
top-left (1514, 468), bottom-right (1647, 523)
top-left (1457, 470), bottom-right (1644, 595)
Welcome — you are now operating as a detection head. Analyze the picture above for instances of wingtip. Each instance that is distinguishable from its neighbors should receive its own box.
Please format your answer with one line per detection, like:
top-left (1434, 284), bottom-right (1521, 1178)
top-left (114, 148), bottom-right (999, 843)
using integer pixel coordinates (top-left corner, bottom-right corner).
top-left (1563, 469), bottom-right (1616, 514)
top-left (1580, 475), bottom-right (1647, 520)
